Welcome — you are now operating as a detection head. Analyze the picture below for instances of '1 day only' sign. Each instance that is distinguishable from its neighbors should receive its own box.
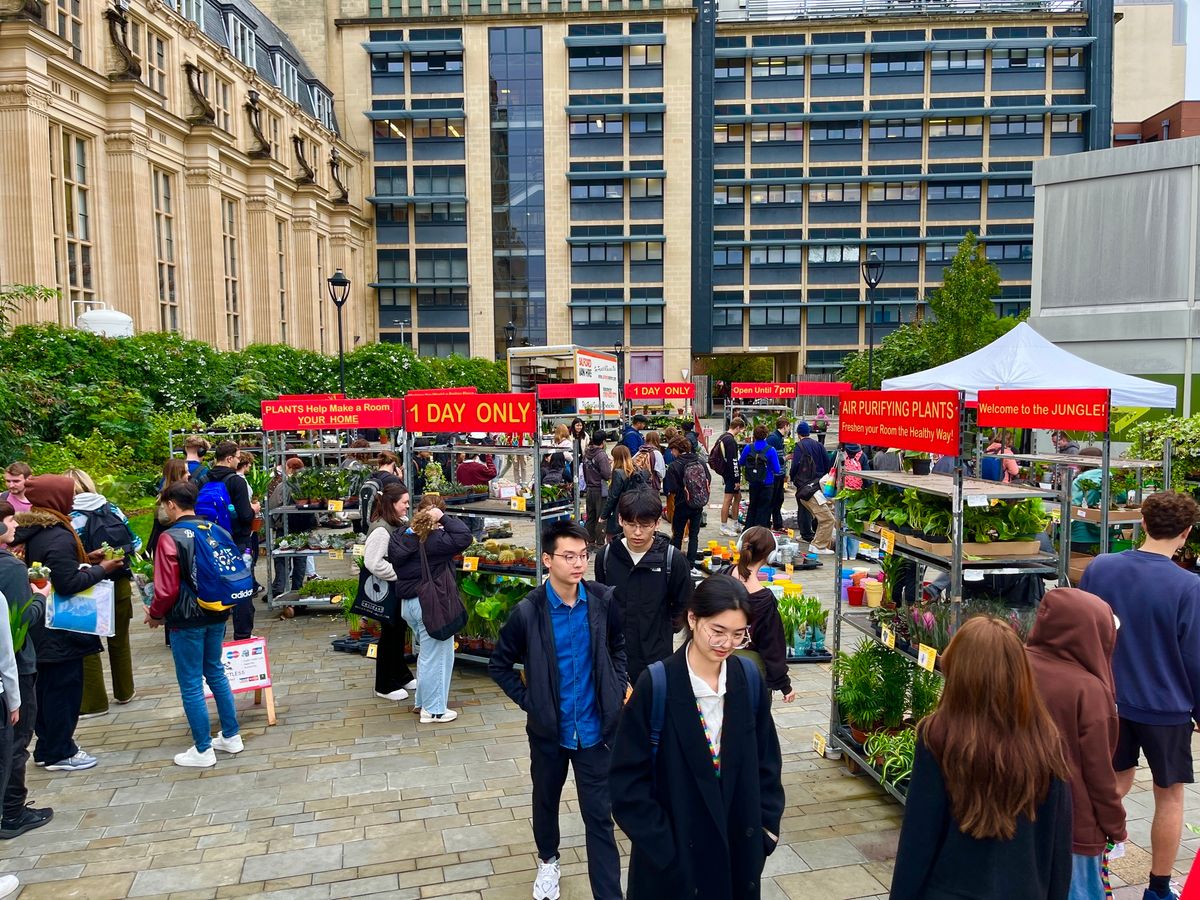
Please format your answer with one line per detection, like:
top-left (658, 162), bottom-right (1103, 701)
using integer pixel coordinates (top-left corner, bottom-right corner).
top-left (839, 390), bottom-right (960, 457)
top-left (405, 392), bottom-right (536, 434)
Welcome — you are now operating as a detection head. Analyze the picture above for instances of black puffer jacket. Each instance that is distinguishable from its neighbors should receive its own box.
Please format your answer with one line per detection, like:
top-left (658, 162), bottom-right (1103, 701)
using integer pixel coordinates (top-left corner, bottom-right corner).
top-left (386, 515), bottom-right (472, 597)
top-left (489, 580), bottom-right (627, 744)
top-left (0, 550), bottom-right (43, 675)
top-left (13, 510), bottom-right (104, 663)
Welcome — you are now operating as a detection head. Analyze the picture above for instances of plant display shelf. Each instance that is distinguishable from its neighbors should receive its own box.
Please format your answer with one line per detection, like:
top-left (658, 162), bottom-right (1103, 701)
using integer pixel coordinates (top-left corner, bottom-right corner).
top-left (854, 469), bottom-right (1059, 502)
top-left (443, 498), bottom-right (572, 520)
top-left (851, 529), bottom-right (1059, 574)
top-left (271, 505), bottom-right (363, 519)
top-left (830, 726), bottom-right (909, 806)
top-left (839, 610), bottom-right (942, 675)
top-left (458, 560), bottom-right (537, 578)
top-left (996, 452), bottom-right (1162, 471)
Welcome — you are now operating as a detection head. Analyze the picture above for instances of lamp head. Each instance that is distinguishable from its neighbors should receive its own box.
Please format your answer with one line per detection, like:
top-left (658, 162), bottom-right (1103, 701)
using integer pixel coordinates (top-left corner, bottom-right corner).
top-left (327, 268), bottom-right (351, 307)
top-left (504, 320), bottom-right (515, 343)
top-left (861, 251), bottom-right (885, 289)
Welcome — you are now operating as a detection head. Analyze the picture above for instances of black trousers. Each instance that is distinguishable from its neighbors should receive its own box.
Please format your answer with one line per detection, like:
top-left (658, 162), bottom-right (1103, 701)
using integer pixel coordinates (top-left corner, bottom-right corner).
top-left (770, 478), bottom-right (786, 529)
top-left (671, 503), bottom-right (703, 564)
top-left (374, 619), bottom-right (415, 695)
top-left (1, 676), bottom-right (25, 821)
top-left (585, 487), bottom-right (605, 546)
top-left (529, 735), bottom-right (622, 900)
top-left (233, 538), bottom-right (256, 640)
top-left (34, 659), bottom-right (83, 765)
top-left (746, 481), bottom-right (772, 528)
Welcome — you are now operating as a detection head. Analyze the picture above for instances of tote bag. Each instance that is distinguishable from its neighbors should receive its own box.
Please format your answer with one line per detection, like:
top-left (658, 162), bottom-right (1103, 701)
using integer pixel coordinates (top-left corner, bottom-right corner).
top-left (418, 542), bottom-right (466, 641)
top-left (46, 579), bottom-right (116, 637)
top-left (351, 567), bottom-right (398, 626)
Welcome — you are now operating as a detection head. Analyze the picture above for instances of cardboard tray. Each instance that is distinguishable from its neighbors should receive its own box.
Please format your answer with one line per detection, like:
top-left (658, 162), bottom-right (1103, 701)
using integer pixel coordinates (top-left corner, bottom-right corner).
top-left (1071, 506), bottom-right (1143, 524)
top-left (906, 536), bottom-right (1042, 558)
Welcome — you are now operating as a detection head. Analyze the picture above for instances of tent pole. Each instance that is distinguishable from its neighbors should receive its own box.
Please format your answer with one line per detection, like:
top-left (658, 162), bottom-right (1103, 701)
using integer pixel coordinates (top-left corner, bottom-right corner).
top-left (1099, 391), bottom-right (1112, 555)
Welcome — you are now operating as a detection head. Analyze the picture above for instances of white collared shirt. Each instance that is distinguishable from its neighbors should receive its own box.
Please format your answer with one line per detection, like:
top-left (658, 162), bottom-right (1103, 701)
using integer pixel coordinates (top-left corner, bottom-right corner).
top-left (685, 642), bottom-right (727, 759)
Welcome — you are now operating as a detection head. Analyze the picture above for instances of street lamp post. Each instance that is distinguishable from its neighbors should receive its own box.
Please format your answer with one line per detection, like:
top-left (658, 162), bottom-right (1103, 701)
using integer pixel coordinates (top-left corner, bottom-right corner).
top-left (861, 251), bottom-right (885, 390)
top-left (504, 320), bottom-right (515, 349)
top-left (613, 339), bottom-right (624, 393)
top-left (326, 268), bottom-right (351, 396)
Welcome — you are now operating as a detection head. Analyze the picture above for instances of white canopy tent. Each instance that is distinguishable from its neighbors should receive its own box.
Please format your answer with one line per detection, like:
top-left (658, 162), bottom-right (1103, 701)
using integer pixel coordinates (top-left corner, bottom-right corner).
top-left (881, 323), bottom-right (1177, 409)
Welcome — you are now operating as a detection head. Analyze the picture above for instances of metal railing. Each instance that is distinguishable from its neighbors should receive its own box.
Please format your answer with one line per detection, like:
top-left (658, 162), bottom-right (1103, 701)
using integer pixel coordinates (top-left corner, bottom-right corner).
top-left (718, 0), bottom-right (1086, 23)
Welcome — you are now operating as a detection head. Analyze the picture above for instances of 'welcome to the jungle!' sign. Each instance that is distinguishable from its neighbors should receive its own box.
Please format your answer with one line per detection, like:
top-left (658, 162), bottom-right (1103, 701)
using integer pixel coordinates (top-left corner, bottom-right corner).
top-left (839, 390), bottom-right (960, 457)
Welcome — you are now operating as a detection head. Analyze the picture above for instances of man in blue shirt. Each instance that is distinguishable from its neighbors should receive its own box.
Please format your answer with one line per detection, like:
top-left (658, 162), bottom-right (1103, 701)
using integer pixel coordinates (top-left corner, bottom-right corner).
top-left (1080, 491), bottom-right (1200, 900)
top-left (490, 521), bottom-right (626, 900)
top-left (621, 414), bottom-right (648, 454)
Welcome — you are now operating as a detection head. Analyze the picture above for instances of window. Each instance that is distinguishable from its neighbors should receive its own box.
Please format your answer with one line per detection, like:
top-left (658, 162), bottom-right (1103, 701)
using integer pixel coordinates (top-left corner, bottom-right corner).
top-left (201, 68), bottom-right (233, 132)
top-left (869, 118), bottom-right (922, 140)
top-left (152, 168), bottom-right (178, 332)
top-left (274, 55), bottom-right (300, 103)
top-left (371, 53), bottom-right (405, 74)
top-left (749, 183), bottom-right (802, 204)
top-left (630, 241), bottom-right (663, 261)
top-left (629, 112), bottom-right (663, 134)
top-left (268, 113), bottom-right (282, 160)
top-left (931, 49), bottom-right (985, 70)
top-left (929, 116), bottom-right (983, 137)
top-left (276, 219), bottom-right (289, 343)
top-left (221, 198), bottom-right (241, 349)
top-left (987, 180), bottom-right (1034, 199)
top-left (1053, 47), bottom-right (1083, 68)
top-left (1051, 113), bottom-right (1083, 134)
top-left (420, 332), bottom-right (470, 358)
top-left (809, 182), bottom-right (861, 203)
top-left (808, 304), bottom-right (857, 326)
top-left (713, 248), bottom-right (743, 266)
top-left (714, 185), bottom-right (744, 205)
top-left (227, 16), bottom-right (256, 68)
top-left (311, 88), bottom-right (335, 130)
top-left (572, 305), bottom-right (623, 326)
top-left (317, 236), bottom-right (327, 351)
top-left (714, 123), bottom-right (745, 144)
top-left (373, 119), bottom-right (408, 143)
top-left (811, 54), bottom-right (864, 75)
top-left (715, 60), bottom-right (745, 79)
top-left (413, 165), bottom-right (466, 194)
top-left (54, 0), bottom-right (83, 62)
top-left (182, 0), bottom-right (204, 27)
top-left (414, 201), bottom-right (467, 223)
top-left (870, 52), bottom-right (923, 74)
top-left (569, 114), bottom-right (623, 135)
top-left (412, 117), bottom-right (466, 139)
top-left (571, 244), bottom-right (624, 263)
top-left (376, 203), bottom-right (408, 226)
top-left (749, 245), bottom-right (802, 265)
top-left (993, 48), bottom-right (1046, 69)
top-left (416, 249), bottom-right (468, 281)
top-left (375, 166), bottom-right (408, 196)
top-left (417, 288), bottom-right (468, 311)
top-left (876, 245), bottom-right (919, 263)
top-left (630, 177), bottom-right (663, 199)
top-left (928, 181), bottom-right (981, 200)
top-left (377, 249), bottom-right (410, 281)
top-left (630, 305), bottom-right (663, 326)
top-left (569, 48), bottom-right (622, 69)
top-left (984, 242), bottom-right (1034, 261)
top-left (713, 307), bottom-right (743, 327)
top-left (750, 121), bottom-right (803, 143)
top-left (130, 22), bottom-right (168, 95)
top-left (571, 182), bottom-right (624, 200)
top-left (808, 245), bottom-right (860, 263)
top-left (867, 181), bottom-right (920, 201)
top-left (750, 56), bottom-right (803, 78)
top-left (991, 114), bottom-right (1045, 135)
top-left (411, 51), bottom-right (463, 73)
top-left (630, 45), bottom-right (663, 67)
top-left (810, 122), bottom-right (862, 141)
top-left (749, 306), bottom-right (801, 326)
top-left (49, 126), bottom-right (95, 312)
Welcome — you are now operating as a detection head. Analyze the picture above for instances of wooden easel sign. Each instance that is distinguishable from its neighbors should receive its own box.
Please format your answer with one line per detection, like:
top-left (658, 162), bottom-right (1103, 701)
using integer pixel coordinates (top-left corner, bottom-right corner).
top-left (203, 636), bottom-right (277, 725)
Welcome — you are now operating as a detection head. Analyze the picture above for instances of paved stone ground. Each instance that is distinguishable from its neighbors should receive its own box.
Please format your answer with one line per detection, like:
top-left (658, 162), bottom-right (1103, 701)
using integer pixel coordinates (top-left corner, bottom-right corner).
top-left (0, 509), bottom-right (1192, 898)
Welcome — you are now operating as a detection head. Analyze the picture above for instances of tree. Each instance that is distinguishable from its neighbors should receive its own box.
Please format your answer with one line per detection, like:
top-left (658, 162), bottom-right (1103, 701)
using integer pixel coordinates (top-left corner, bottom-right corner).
top-left (0, 284), bottom-right (57, 334)
top-left (696, 354), bottom-right (774, 398)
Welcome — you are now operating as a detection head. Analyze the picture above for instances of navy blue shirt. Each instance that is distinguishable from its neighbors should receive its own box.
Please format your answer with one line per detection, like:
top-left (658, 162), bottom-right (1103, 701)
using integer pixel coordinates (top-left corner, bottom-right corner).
top-left (547, 580), bottom-right (603, 749)
top-left (621, 426), bottom-right (645, 454)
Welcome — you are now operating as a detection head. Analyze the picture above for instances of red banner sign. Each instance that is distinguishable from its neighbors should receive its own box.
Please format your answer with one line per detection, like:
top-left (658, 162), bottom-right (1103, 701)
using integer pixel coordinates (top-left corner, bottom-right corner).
top-left (261, 398), bottom-right (395, 431)
top-left (839, 390), bottom-right (961, 457)
top-left (537, 383), bottom-right (601, 401)
top-left (405, 387), bottom-right (477, 396)
top-left (276, 393), bottom-right (343, 401)
top-left (795, 381), bottom-right (852, 397)
top-left (976, 389), bottom-right (1110, 431)
top-left (624, 382), bottom-right (696, 402)
top-left (731, 382), bottom-right (799, 400)
top-left (405, 392), bottom-right (536, 434)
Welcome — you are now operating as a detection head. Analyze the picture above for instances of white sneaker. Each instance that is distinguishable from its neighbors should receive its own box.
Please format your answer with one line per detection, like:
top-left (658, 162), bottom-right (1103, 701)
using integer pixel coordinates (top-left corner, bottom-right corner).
top-left (0, 873), bottom-right (18, 898)
top-left (375, 688), bottom-right (409, 702)
top-left (173, 746), bottom-right (216, 768)
top-left (809, 544), bottom-right (835, 555)
top-left (210, 733), bottom-right (244, 754)
top-left (720, 524), bottom-right (734, 536)
top-left (45, 750), bottom-right (97, 771)
top-left (402, 679), bottom-right (418, 691)
top-left (532, 857), bottom-right (560, 900)
top-left (420, 708), bottom-right (459, 724)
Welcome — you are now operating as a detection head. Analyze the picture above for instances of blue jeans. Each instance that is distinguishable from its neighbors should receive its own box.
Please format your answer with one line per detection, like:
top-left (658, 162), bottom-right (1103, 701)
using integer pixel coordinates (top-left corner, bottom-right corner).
top-left (1069, 852), bottom-right (1104, 900)
top-left (400, 598), bottom-right (455, 715)
top-left (842, 534), bottom-right (861, 561)
top-left (169, 622), bottom-right (239, 752)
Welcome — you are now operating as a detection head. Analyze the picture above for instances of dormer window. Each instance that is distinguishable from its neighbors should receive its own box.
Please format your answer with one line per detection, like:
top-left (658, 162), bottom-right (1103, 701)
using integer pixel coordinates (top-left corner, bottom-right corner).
top-left (310, 86), bottom-right (334, 130)
top-left (275, 54), bottom-right (299, 103)
top-left (228, 14), bottom-right (255, 68)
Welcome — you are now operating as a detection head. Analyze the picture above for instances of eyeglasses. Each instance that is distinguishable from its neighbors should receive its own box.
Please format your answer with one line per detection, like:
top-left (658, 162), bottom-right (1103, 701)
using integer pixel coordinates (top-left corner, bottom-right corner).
top-left (552, 552), bottom-right (590, 565)
top-left (700, 621), bottom-right (752, 650)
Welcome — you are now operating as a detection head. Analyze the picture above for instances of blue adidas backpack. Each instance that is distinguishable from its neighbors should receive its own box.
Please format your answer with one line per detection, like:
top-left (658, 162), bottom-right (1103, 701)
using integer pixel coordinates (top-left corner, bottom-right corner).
top-left (195, 479), bottom-right (235, 533)
top-left (170, 520), bottom-right (255, 614)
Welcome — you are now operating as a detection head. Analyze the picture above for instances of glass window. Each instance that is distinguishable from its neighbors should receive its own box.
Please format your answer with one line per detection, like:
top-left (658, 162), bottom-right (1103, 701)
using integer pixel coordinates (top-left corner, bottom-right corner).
top-left (410, 51), bottom-right (463, 72)
top-left (416, 248), bottom-right (469, 280)
top-left (571, 181), bottom-right (624, 200)
top-left (414, 201), bottom-right (467, 223)
top-left (152, 168), bottom-right (177, 332)
top-left (1053, 47), bottom-right (1083, 68)
top-left (630, 241), bottom-right (663, 261)
top-left (568, 47), bottom-right (623, 68)
top-left (714, 123), bottom-right (745, 144)
top-left (311, 89), bottom-right (335, 130)
top-left (274, 55), bottom-right (299, 103)
top-left (715, 60), bottom-right (745, 79)
top-left (227, 15), bottom-right (256, 68)
top-left (713, 248), bottom-right (744, 266)
top-left (750, 56), bottom-right (803, 78)
top-left (987, 180), bottom-right (1034, 199)
top-left (714, 185), bottom-right (744, 205)
top-left (866, 181), bottom-right (920, 201)
top-left (629, 112), bottom-right (663, 134)
top-left (221, 198), bottom-right (240, 349)
top-left (868, 118), bottom-right (922, 140)
top-left (809, 182), bottom-right (861, 203)
top-left (931, 49), bottom-right (985, 70)
top-left (374, 166), bottom-right (407, 195)
top-left (412, 117), bottom-right (466, 139)
top-left (984, 242), bottom-right (1034, 261)
top-left (413, 165), bottom-right (466, 194)
top-left (1051, 113), bottom-right (1083, 134)
top-left (927, 181), bottom-right (981, 200)
top-left (991, 114), bottom-right (1045, 135)
top-left (54, 0), bottom-right (83, 62)
top-left (807, 245), bottom-right (860, 264)
top-left (810, 121), bottom-right (862, 142)
top-left (928, 116), bottom-right (983, 137)
top-left (569, 114), bottom-right (623, 135)
top-left (869, 51), bottom-right (923, 74)
top-left (993, 47), bottom-right (1046, 69)
top-left (750, 121), bottom-right (802, 143)
top-left (49, 126), bottom-right (95, 314)
top-left (810, 53), bottom-right (864, 76)
top-left (630, 177), bottom-right (663, 199)
top-left (630, 44), bottom-right (663, 67)
top-left (877, 245), bottom-right (919, 263)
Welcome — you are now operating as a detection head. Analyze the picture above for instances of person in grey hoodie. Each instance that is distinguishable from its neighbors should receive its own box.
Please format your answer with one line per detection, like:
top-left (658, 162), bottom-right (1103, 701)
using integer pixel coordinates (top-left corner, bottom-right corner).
top-left (0, 501), bottom-right (49, 845)
top-left (581, 433), bottom-right (612, 547)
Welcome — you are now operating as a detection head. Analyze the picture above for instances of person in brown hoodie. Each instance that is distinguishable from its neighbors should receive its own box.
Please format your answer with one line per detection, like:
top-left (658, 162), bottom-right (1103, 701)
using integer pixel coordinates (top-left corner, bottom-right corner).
top-left (1026, 587), bottom-right (1127, 900)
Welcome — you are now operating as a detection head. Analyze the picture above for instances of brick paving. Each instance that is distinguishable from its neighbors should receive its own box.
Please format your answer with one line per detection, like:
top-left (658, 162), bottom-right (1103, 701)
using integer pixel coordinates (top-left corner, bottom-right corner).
top-left (0, 524), bottom-right (1191, 898)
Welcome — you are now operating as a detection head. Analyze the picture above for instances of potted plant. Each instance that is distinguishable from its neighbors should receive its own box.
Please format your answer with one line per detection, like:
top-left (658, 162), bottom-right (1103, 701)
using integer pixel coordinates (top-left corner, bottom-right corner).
top-left (27, 563), bottom-right (50, 590)
top-left (833, 643), bottom-right (884, 743)
top-left (341, 591), bottom-right (362, 640)
top-left (905, 451), bottom-right (933, 476)
top-left (910, 669), bottom-right (942, 722)
top-left (804, 598), bottom-right (828, 655)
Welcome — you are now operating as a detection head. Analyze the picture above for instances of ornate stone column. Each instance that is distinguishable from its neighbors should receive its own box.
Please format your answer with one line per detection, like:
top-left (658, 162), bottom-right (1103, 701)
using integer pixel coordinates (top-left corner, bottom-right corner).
top-left (291, 214), bottom-right (319, 350)
top-left (104, 129), bottom-right (156, 331)
top-left (243, 193), bottom-right (279, 345)
top-left (182, 164), bottom-right (224, 346)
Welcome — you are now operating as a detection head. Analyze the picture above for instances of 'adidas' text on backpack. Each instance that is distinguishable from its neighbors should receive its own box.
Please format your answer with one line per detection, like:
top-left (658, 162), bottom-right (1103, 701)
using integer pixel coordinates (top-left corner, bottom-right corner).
top-left (169, 520), bottom-right (255, 614)
top-left (195, 480), bottom-right (235, 533)
top-left (682, 460), bottom-right (710, 510)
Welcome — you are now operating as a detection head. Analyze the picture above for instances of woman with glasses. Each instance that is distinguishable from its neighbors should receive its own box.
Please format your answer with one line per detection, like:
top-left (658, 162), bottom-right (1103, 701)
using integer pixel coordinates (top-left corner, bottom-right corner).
top-left (729, 527), bottom-right (796, 704)
top-left (609, 574), bottom-right (785, 900)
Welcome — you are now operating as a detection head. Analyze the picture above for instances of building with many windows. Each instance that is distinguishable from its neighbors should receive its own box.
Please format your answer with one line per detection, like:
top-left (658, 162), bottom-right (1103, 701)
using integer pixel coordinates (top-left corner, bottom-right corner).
top-left (0, 0), bottom-right (370, 352)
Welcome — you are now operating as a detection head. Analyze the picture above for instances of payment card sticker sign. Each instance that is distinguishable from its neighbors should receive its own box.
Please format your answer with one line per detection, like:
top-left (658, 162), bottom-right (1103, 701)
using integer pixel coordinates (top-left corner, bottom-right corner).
top-left (204, 636), bottom-right (272, 698)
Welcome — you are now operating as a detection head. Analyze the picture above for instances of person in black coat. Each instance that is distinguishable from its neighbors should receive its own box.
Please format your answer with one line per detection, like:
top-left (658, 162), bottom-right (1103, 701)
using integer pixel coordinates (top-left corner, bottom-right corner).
top-left (489, 521), bottom-right (626, 900)
top-left (11, 476), bottom-right (122, 771)
top-left (766, 417), bottom-right (790, 530)
top-left (610, 574), bottom-right (785, 900)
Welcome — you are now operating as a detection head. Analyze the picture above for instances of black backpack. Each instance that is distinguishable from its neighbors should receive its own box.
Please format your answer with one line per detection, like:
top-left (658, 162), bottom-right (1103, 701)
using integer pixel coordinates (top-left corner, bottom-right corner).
top-left (81, 505), bottom-right (135, 572)
top-left (744, 448), bottom-right (769, 485)
top-left (791, 446), bottom-right (821, 500)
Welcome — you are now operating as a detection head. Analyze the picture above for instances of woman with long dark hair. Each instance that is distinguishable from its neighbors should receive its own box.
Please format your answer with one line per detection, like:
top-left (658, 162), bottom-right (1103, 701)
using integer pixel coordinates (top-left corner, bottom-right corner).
top-left (728, 527), bottom-right (795, 704)
top-left (609, 574), bottom-right (785, 899)
top-left (149, 459), bottom-right (190, 558)
top-left (890, 615), bottom-right (1073, 900)
top-left (364, 481), bottom-right (416, 702)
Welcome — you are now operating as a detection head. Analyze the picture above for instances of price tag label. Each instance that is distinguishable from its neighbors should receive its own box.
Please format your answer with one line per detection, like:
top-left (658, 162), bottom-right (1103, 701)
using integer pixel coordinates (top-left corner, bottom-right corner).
top-left (966, 494), bottom-right (988, 508)
top-left (351, 544), bottom-right (366, 559)
top-left (879, 528), bottom-right (896, 556)
top-left (812, 730), bottom-right (828, 757)
top-left (785, 563), bottom-right (794, 576)
top-left (327, 499), bottom-right (344, 512)
top-left (786, 529), bottom-right (794, 538)
top-left (328, 549), bottom-right (344, 561)
top-left (917, 643), bottom-right (938, 672)
top-left (880, 624), bottom-right (895, 649)
top-left (462, 556), bottom-right (480, 571)
top-left (510, 496), bottom-right (527, 512)
top-left (365, 642), bottom-right (378, 659)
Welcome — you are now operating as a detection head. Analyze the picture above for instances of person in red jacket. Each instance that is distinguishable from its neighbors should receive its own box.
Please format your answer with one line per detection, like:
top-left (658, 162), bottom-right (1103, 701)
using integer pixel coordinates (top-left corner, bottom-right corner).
top-left (1026, 588), bottom-right (1127, 900)
top-left (455, 453), bottom-right (497, 487)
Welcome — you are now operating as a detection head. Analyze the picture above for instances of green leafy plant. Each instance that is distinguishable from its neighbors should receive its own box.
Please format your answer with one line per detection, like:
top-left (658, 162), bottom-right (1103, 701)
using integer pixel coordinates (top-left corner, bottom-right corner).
top-left (8, 595), bottom-right (34, 654)
top-left (864, 727), bottom-right (917, 787)
top-left (833, 641), bottom-right (885, 733)
top-left (910, 669), bottom-right (942, 721)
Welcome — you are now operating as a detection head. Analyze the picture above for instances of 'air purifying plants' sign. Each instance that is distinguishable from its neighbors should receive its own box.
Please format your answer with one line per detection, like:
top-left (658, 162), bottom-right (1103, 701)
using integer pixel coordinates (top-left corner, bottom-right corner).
top-left (624, 382), bottom-right (695, 402)
top-left (405, 392), bottom-right (536, 434)
top-left (839, 390), bottom-right (960, 456)
top-left (731, 382), bottom-right (799, 399)
top-left (975, 389), bottom-right (1109, 431)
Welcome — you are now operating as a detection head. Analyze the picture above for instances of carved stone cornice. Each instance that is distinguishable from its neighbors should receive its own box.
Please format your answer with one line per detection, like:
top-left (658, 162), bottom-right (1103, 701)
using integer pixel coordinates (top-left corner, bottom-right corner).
top-left (104, 129), bottom-right (150, 155)
top-left (246, 195), bottom-right (275, 213)
top-left (292, 215), bottom-right (318, 232)
top-left (0, 82), bottom-right (53, 111)
top-left (0, 0), bottom-right (45, 26)
top-left (184, 165), bottom-right (222, 187)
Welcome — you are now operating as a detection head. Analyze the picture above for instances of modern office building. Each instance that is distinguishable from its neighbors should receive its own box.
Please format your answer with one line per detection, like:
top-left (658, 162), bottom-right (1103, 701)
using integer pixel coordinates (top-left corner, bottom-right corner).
top-left (0, 0), bottom-right (370, 352)
top-left (1114, 100), bottom-right (1200, 146)
top-left (316, 0), bottom-right (1113, 378)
